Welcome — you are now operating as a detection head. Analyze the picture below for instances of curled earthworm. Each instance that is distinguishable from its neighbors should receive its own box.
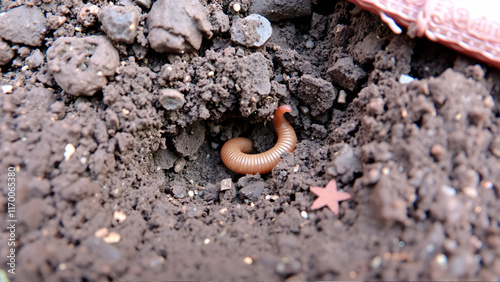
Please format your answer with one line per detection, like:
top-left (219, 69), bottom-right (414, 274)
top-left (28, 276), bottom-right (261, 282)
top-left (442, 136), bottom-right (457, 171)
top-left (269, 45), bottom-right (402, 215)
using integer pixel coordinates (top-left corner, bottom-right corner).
top-left (221, 105), bottom-right (297, 174)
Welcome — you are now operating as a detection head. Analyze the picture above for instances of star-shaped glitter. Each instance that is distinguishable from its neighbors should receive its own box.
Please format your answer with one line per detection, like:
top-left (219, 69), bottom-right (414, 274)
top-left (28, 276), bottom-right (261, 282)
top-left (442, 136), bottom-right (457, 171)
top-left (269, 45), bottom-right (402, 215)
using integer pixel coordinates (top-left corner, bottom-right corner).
top-left (310, 179), bottom-right (352, 215)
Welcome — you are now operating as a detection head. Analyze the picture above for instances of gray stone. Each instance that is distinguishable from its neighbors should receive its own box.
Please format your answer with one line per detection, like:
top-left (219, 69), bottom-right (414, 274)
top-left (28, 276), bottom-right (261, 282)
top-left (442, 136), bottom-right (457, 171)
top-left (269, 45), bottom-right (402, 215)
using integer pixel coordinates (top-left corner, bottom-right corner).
top-left (230, 14), bottom-right (272, 48)
top-left (159, 89), bottom-right (185, 110)
top-left (238, 181), bottom-right (267, 202)
top-left (327, 57), bottom-right (367, 91)
top-left (99, 5), bottom-right (140, 44)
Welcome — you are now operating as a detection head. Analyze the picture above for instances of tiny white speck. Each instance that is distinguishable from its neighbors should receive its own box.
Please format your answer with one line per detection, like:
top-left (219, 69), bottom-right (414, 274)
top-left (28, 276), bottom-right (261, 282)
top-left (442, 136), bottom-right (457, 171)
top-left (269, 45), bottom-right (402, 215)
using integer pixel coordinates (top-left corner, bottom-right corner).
top-left (64, 143), bottom-right (76, 161)
top-left (300, 211), bottom-right (308, 219)
top-left (2, 85), bottom-right (13, 94)
top-left (399, 74), bottom-right (414, 84)
top-left (435, 253), bottom-right (447, 267)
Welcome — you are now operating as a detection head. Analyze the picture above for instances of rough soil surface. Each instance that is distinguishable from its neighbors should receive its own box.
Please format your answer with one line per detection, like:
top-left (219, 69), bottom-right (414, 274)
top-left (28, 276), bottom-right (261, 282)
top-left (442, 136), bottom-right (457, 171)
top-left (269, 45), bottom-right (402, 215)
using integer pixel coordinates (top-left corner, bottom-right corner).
top-left (1, 0), bottom-right (500, 281)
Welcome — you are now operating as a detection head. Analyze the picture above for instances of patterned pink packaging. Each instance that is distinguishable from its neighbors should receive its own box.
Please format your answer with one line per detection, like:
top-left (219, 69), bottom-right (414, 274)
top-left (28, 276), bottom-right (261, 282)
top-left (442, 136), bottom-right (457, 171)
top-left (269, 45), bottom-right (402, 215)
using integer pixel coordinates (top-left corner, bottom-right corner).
top-left (348, 0), bottom-right (500, 69)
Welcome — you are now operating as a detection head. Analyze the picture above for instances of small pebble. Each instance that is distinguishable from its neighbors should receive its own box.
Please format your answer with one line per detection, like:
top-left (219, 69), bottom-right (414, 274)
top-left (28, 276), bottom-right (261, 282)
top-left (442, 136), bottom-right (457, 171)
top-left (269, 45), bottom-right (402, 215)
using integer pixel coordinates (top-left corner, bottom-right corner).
top-left (159, 89), bottom-right (185, 111)
top-left (230, 14), bottom-right (272, 48)
top-left (399, 74), bottom-right (414, 84)
top-left (441, 185), bottom-right (456, 197)
top-left (300, 211), bottom-right (308, 219)
top-left (103, 231), bottom-right (121, 244)
top-left (243, 257), bottom-right (253, 265)
top-left (94, 227), bottom-right (109, 238)
top-left (64, 143), bottom-right (76, 161)
top-left (338, 89), bottom-right (347, 104)
top-left (113, 211), bottom-right (127, 223)
top-left (371, 256), bottom-right (382, 269)
top-left (305, 39), bottom-right (314, 49)
top-left (430, 144), bottom-right (445, 158)
top-left (220, 178), bottom-right (234, 191)
top-left (2, 85), bottom-right (13, 94)
top-left (435, 253), bottom-right (448, 267)
top-left (233, 3), bottom-right (241, 12)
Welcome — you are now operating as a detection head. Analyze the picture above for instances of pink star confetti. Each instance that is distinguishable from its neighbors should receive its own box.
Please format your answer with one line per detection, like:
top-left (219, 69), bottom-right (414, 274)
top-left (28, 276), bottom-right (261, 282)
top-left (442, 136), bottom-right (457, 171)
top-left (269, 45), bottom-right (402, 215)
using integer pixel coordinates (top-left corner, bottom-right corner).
top-left (310, 179), bottom-right (352, 215)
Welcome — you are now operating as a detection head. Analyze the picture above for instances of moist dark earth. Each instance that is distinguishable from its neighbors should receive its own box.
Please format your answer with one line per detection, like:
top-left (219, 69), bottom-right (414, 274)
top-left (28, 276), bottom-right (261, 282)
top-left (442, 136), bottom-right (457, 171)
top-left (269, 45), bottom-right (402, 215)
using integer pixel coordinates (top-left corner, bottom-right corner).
top-left (1, 0), bottom-right (500, 281)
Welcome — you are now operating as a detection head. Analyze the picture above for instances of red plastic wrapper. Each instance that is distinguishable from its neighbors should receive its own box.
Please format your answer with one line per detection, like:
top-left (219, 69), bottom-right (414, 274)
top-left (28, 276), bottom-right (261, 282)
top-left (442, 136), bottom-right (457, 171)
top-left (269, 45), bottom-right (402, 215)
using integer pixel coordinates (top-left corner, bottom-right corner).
top-left (347, 0), bottom-right (500, 69)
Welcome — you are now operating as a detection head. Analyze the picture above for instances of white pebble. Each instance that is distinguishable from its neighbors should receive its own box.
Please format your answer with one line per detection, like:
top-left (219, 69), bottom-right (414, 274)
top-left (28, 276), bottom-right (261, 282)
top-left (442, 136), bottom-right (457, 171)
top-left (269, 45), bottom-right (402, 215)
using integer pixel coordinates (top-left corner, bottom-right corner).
top-left (399, 74), bottom-right (414, 84)
top-left (300, 211), bottom-right (308, 219)
top-left (63, 143), bottom-right (76, 161)
top-left (2, 85), bottom-right (13, 94)
top-left (338, 90), bottom-right (347, 104)
top-left (435, 253), bottom-right (448, 267)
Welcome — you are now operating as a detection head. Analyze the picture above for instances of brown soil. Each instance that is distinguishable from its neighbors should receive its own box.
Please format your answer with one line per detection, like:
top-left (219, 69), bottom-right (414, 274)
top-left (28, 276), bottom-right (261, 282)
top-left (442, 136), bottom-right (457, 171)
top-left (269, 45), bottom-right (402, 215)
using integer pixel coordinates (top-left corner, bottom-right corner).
top-left (1, 0), bottom-right (500, 281)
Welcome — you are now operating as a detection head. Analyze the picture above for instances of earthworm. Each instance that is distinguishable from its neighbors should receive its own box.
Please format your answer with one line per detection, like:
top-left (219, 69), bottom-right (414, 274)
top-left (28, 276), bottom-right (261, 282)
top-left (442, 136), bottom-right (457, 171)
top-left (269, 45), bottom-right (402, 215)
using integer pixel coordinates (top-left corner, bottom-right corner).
top-left (221, 105), bottom-right (297, 174)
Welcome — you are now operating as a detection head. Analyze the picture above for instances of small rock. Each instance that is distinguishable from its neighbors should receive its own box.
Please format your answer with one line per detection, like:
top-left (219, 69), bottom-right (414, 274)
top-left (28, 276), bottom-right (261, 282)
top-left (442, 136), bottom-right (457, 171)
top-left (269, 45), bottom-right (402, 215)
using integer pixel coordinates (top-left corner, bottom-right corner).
top-left (18, 47), bottom-right (31, 58)
top-left (0, 6), bottom-right (47, 46)
top-left (159, 89), bottom-right (185, 110)
top-left (230, 14), bottom-right (272, 48)
top-left (47, 36), bottom-right (119, 96)
top-left (238, 181), bottom-right (268, 202)
top-left (327, 57), bottom-right (367, 91)
top-left (174, 158), bottom-right (186, 173)
top-left (0, 39), bottom-right (14, 65)
top-left (102, 232), bottom-right (121, 244)
top-left (99, 5), bottom-right (140, 44)
top-left (171, 181), bottom-right (187, 199)
top-left (220, 178), bottom-right (234, 191)
top-left (399, 74), bottom-right (415, 84)
top-left (25, 49), bottom-right (44, 69)
top-left (220, 180), bottom-right (237, 204)
top-left (113, 211), bottom-right (127, 223)
top-left (297, 75), bottom-right (337, 116)
top-left (202, 183), bottom-right (219, 202)
top-left (94, 228), bottom-right (109, 238)
top-left (305, 39), bottom-right (314, 49)
top-left (147, 0), bottom-right (213, 53)
top-left (248, 0), bottom-right (312, 21)
top-left (338, 89), bottom-right (347, 104)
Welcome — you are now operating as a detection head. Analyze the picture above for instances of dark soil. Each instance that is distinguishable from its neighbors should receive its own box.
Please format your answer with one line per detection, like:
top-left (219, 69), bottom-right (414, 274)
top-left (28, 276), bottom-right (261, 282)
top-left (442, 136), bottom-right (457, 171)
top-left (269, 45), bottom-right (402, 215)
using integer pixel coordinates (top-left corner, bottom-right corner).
top-left (1, 0), bottom-right (500, 281)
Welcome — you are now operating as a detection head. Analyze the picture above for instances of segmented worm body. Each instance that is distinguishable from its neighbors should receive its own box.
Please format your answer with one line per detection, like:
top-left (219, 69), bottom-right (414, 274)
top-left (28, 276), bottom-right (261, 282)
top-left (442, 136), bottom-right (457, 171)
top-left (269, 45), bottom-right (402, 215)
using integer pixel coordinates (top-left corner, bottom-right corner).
top-left (221, 105), bottom-right (297, 174)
